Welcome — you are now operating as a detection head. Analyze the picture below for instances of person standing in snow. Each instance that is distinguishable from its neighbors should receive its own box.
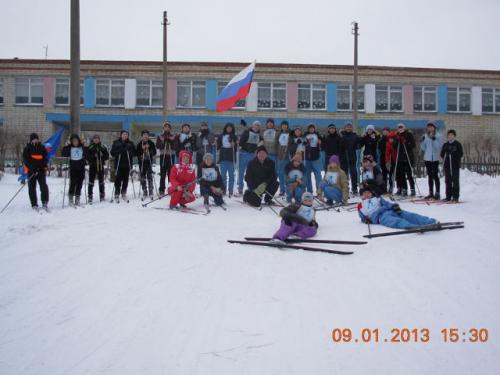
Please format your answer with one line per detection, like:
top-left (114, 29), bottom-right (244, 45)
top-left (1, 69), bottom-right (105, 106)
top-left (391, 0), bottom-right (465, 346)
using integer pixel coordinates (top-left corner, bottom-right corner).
top-left (339, 122), bottom-right (361, 195)
top-left (357, 184), bottom-right (436, 229)
top-left (360, 124), bottom-right (380, 159)
top-left (288, 126), bottom-right (306, 159)
top-left (217, 122), bottom-right (238, 197)
top-left (168, 150), bottom-right (197, 209)
top-left (321, 124), bottom-right (341, 172)
top-left (271, 191), bottom-right (318, 243)
top-left (86, 134), bottom-right (109, 203)
top-left (284, 152), bottom-right (306, 204)
top-left (276, 120), bottom-right (291, 196)
top-left (156, 122), bottom-right (176, 195)
top-left (317, 154), bottom-right (349, 205)
top-left (195, 121), bottom-right (216, 166)
top-left (304, 123), bottom-right (323, 193)
top-left (110, 130), bottom-right (136, 202)
top-left (61, 134), bottom-right (88, 206)
top-left (237, 120), bottom-right (263, 195)
top-left (394, 123), bottom-right (416, 196)
top-left (197, 153), bottom-right (224, 209)
top-left (378, 127), bottom-right (391, 190)
top-left (360, 154), bottom-right (386, 196)
top-left (136, 129), bottom-right (157, 200)
top-left (22, 133), bottom-right (49, 210)
top-left (243, 145), bottom-right (279, 207)
top-left (175, 123), bottom-right (197, 156)
top-left (420, 121), bottom-right (443, 200)
top-left (441, 129), bottom-right (463, 203)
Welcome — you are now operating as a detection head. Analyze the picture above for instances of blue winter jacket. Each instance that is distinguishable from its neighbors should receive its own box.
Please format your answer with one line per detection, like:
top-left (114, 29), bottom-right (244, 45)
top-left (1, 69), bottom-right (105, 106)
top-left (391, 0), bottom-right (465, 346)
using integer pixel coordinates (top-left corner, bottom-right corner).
top-left (358, 197), bottom-right (396, 224)
top-left (420, 133), bottom-right (443, 162)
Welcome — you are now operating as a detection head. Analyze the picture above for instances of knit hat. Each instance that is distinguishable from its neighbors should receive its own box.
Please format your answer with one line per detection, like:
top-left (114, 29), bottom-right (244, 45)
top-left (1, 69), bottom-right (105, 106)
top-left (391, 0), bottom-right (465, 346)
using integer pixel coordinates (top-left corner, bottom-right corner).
top-left (29, 133), bottom-right (39, 141)
top-left (359, 183), bottom-right (375, 196)
top-left (328, 123), bottom-right (336, 129)
top-left (203, 153), bottom-right (213, 162)
top-left (255, 145), bottom-right (268, 154)
top-left (200, 121), bottom-right (208, 128)
top-left (141, 129), bottom-right (150, 136)
top-left (329, 154), bottom-right (340, 165)
top-left (92, 134), bottom-right (100, 140)
top-left (447, 129), bottom-right (457, 136)
top-left (366, 124), bottom-right (375, 132)
top-left (266, 118), bottom-right (275, 126)
top-left (397, 123), bottom-right (406, 130)
top-left (280, 120), bottom-right (289, 127)
top-left (382, 126), bottom-right (390, 131)
top-left (163, 121), bottom-right (171, 128)
top-left (363, 154), bottom-right (374, 162)
top-left (240, 119), bottom-right (247, 126)
top-left (293, 126), bottom-right (302, 132)
top-left (344, 122), bottom-right (353, 127)
top-left (426, 121), bottom-right (436, 128)
top-left (301, 192), bottom-right (314, 203)
top-left (252, 120), bottom-right (261, 127)
top-left (120, 129), bottom-right (129, 136)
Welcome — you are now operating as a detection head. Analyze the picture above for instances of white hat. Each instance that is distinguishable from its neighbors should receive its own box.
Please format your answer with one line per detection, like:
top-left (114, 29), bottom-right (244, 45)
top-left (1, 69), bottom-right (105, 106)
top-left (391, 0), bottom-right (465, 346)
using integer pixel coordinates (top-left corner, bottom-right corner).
top-left (366, 124), bottom-right (375, 132)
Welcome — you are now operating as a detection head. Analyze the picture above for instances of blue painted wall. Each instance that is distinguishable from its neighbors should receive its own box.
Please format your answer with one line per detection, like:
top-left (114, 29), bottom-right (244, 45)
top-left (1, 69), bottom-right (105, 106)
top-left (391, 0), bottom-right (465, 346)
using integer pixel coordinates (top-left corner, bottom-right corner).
top-left (84, 77), bottom-right (95, 109)
top-left (206, 80), bottom-right (217, 111)
top-left (326, 83), bottom-right (337, 113)
top-left (438, 85), bottom-right (448, 114)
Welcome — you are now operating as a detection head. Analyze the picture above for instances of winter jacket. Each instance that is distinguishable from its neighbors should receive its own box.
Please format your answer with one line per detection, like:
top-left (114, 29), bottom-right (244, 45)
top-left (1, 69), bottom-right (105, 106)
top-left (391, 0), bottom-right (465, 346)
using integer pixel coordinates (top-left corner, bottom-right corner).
top-left (378, 135), bottom-right (388, 164)
top-left (217, 124), bottom-right (238, 162)
top-left (317, 163), bottom-right (349, 202)
top-left (136, 140), bottom-right (157, 165)
top-left (360, 132), bottom-right (380, 158)
top-left (23, 142), bottom-right (48, 173)
top-left (277, 130), bottom-right (291, 160)
top-left (262, 128), bottom-right (279, 155)
top-left (385, 131), bottom-right (398, 164)
top-left (197, 162), bottom-right (223, 189)
top-left (321, 133), bottom-right (341, 158)
top-left (196, 129), bottom-right (216, 158)
top-left (168, 150), bottom-right (197, 193)
top-left (280, 203), bottom-right (318, 227)
top-left (156, 131), bottom-right (176, 156)
top-left (244, 157), bottom-right (277, 190)
top-left (304, 132), bottom-right (321, 161)
top-left (175, 132), bottom-right (197, 156)
top-left (394, 130), bottom-right (416, 165)
top-left (289, 134), bottom-right (306, 157)
top-left (110, 139), bottom-right (136, 169)
top-left (339, 131), bottom-right (360, 162)
top-left (441, 140), bottom-right (463, 170)
top-left (420, 132), bottom-right (443, 162)
top-left (239, 128), bottom-right (262, 153)
top-left (86, 143), bottom-right (109, 170)
top-left (361, 164), bottom-right (386, 194)
top-left (357, 197), bottom-right (396, 224)
top-left (62, 136), bottom-right (88, 170)
top-left (284, 162), bottom-right (306, 185)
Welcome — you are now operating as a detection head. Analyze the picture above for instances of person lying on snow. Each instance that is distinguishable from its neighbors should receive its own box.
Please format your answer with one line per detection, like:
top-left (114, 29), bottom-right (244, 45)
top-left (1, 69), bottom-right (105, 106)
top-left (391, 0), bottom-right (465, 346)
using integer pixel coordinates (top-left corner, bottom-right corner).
top-left (357, 184), bottom-right (436, 229)
top-left (168, 150), bottom-right (196, 209)
top-left (197, 153), bottom-right (225, 209)
top-left (271, 192), bottom-right (318, 244)
top-left (316, 154), bottom-right (349, 206)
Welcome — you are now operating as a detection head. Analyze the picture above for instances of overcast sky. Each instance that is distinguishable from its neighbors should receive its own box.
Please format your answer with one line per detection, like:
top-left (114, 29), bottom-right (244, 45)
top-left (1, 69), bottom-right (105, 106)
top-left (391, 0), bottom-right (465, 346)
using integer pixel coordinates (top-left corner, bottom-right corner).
top-left (1, 0), bottom-right (499, 70)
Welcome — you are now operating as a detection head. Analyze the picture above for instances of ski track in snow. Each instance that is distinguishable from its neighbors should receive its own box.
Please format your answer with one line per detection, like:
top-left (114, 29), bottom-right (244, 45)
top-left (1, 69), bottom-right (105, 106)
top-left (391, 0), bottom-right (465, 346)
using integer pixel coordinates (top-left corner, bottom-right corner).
top-left (0, 170), bottom-right (499, 375)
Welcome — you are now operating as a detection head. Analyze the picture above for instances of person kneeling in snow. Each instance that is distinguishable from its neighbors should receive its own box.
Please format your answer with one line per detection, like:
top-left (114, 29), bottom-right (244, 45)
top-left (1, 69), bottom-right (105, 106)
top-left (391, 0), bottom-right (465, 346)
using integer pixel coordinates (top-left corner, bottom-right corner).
top-left (168, 150), bottom-right (196, 209)
top-left (243, 145), bottom-right (279, 207)
top-left (284, 153), bottom-right (306, 204)
top-left (197, 153), bottom-right (225, 208)
top-left (317, 154), bottom-right (349, 205)
top-left (272, 192), bottom-right (318, 243)
top-left (357, 185), bottom-right (436, 229)
top-left (360, 154), bottom-right (386, 196)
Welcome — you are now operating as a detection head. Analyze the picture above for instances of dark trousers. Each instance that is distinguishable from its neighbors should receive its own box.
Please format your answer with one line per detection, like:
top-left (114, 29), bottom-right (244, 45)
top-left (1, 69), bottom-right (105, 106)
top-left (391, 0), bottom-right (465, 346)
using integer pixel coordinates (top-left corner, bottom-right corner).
top-left (69, 168), bottom-right (85, 197)
top-left (28, 172), bottom-right (49, 206)
top-left (140, 162), bottom-right (154, 195)
top-left (243, 179), bottom-right (279, 207)
top-left (380, 158), bottom-right (389, 186)
top-left (114, 167), bottom-right (130, 196)
top-left (340, 157), bottom-right (358, 192)
top-left (159, 154), bottom-right (174, 194)
top-left (200, 185), bottom-right (224, 206)
top-left (88, 165), bottom-right (105, 199)
top-left (444, 167), bottom-right (460, 200)
top-left (425, 161), bottom-right (440, 195)
top-left (396, 162), bottom-right (415, 191)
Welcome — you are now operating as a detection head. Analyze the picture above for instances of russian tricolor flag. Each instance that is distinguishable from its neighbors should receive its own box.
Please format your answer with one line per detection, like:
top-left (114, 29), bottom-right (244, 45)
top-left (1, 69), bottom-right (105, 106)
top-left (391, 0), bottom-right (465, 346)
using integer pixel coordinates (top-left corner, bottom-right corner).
top-left (216, 61), bottom-right (255, 112)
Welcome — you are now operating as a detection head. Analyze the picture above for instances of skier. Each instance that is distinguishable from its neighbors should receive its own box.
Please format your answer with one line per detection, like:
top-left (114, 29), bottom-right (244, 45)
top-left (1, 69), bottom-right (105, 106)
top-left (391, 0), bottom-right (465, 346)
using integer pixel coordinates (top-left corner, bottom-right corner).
top-left (317, 154), bottom-right (349, 205)
top-left (262, 118), bottom-right (278, 165)
top-left (237, 120), bottom-right (262, 195)
top-left (86, 134), bottom-right (109, 203)
top-left (197, 153), bottom-right (224, 209)
top-left (61, 134), bottom-right (88, 206)
top-left (360, 124), bottom-right (380, 158)
top-left (357, 184), bottom-right (436, 229)
top-left (217, 122), bottom-right (238, 197)
top-left (168, 150), bottom-right (197, 209)
top-left (339, 122), bottom-right (361, 195)
top-left (156, 121), bottom-right (176, 196)
top-left (195, 121), bottom-right (216, 165)
top-left (110, 130), bottom-right (136, 202)
top-left (243, 145), bottom-right (279, 207)
top-left (271, 191), bottom-right (318, 243)
top-left (441, 129), bottom-right (463, 202)
top-left (175, 123), bottom-right (197, 156)
top-left (360, 154), bottom-right (386, 196)
top-left (276, 120), bottom-right (291, 196)
top-left (321, 123), bottom-right (341, 172)
top-left (385, 130), bottom-right (399, 193)
top-left (284, 152), bottom-right (306, 204)
top-left (22, 133), bottom-right (49, 210)
top-left (420, 121), bottom-right (443, 200)
top-left (289, 126), bottom-right (306, 159)
top-left (394, 123), bottom-right (416, 196)
top-left (304, 123), bottom-right (323, 193)
top-left (136, 129), bottom-right (157, 200)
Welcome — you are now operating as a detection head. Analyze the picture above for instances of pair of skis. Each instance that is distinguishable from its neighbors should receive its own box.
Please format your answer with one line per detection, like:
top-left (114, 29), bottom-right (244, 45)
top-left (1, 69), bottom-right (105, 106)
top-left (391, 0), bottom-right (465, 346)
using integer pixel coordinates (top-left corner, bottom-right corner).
top-left (364, 221), bottom-right (465, 239)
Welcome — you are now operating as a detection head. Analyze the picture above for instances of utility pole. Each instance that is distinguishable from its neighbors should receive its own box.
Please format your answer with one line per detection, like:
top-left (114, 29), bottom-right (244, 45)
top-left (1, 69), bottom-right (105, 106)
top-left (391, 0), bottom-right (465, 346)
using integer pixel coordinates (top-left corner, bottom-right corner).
top-left (43, 45), bottom-right (48, 59)
top-left (70, 0), bottom-right (81, 135)
top-left (352, 22), bottom-right (359, 129)
top-left (162, 11), bottom-right (170, 121)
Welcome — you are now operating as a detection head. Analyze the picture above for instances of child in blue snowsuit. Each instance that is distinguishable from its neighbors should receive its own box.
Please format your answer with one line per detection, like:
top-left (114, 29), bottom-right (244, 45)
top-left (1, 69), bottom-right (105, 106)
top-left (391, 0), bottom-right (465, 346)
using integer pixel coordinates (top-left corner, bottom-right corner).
top-left (284, 153), bottom-right (306, 203)
top-left (357, 185), bottom-right (437, 229)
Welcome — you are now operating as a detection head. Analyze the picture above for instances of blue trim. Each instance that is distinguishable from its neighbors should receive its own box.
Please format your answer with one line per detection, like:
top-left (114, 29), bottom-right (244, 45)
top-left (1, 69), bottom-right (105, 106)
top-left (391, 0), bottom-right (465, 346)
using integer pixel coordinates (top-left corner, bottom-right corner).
top-left (206, 80), bottom-right (217, 111)
top-left (84, 77), bottom-right (96, 109)
top-left (326, 83), bottom-right (337, 113)
top-left (438, 85), bottom-right (447, 114)
top-left (46, 113), bottom-right (444, 130)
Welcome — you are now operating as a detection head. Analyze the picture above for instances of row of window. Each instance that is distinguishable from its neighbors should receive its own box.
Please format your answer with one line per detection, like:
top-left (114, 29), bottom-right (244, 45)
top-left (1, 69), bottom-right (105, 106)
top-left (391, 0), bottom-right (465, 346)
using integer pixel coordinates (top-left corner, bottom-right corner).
top-left (2, 78), bottom-right (500, 114)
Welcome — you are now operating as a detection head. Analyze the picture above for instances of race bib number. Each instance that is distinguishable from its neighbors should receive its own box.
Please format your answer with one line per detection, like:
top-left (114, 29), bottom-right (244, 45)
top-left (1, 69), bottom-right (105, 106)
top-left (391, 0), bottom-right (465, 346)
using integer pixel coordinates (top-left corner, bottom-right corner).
top-left (71, 147), bottom-right (83, 161)
top-left (362, 170), bottom-right (374, 182)
top-left (360, 197), bottom-right (381, 217)
top-left (306, 134), bottom-right (318, 148)
top-left (288, 169), bottom-right (304, 182)
top-left (179, 133), bottom-right (189, 143)
top-left (248, 131), bottom-right (260, 144)
top-left (222, 135), bottom-right (232, 148)
top-left (297, 205), bottom-right (315, 222)
top-left (202, 138), bottom-right (209, 146)
top-left (324, 171), bottom-right (338, 185)
top-left (263, 129), bottom-right (276, 143)
top-left (278, 133), bottom-right (289, 146)
top-left (202, 167), bottom-right (217, 182)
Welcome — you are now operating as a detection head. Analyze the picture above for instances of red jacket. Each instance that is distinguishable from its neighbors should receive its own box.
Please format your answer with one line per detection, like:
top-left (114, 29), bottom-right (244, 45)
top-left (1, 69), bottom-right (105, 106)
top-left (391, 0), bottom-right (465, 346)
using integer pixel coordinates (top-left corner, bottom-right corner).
top-left (385, 131), bottom-right (398, 164)
top-left (168, 150), bottom-right (196, 193)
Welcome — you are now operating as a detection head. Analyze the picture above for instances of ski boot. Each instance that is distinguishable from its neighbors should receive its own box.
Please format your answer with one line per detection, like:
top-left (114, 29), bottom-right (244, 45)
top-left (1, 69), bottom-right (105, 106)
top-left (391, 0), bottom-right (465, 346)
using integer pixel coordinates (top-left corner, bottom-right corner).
top-left (41, 203), bottom-right (49, 212)
top-left (100, 195), bottom-right (105, 202)
top-left (88, 196), bottom-right (93, 205)
top-left (434, 192), bottom-right (440, 200)
top-left (410, 189), bottom-right (416, 197)
top-left (32, 205), bottom-right (39, 212)
top-left (401, 189), bottom-right (408, 196)
top-left (74, 196), bottom-right (81, 207)
top-left (424, 193), bottom-right (434, 200)
top-left (114, 194), bottom-right (120, 203)
top-left (68, 194), bottom-right (74, 207)
top-left (269, 238), bottom-right (286, 246)
top-left (121, 193), bottom-right (128, 203)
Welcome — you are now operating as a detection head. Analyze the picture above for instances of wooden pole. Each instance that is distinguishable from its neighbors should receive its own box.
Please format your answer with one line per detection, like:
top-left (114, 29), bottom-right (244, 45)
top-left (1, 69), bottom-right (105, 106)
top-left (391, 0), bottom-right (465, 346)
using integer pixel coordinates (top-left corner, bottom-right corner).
top-left (70, 0), bottom-right (81, 135)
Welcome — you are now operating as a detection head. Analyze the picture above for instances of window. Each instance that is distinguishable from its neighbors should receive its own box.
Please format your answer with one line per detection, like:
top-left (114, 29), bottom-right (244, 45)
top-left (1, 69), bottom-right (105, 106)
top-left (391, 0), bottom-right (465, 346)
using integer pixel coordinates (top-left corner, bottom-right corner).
top-left (137, 80), bottom-right (163, 107)
top-left (376, 85), bottom-right (402, 112)
top-left (447, 87), bottom-right (471, 112)
top-left (15, 77), bottom-right (43, 105)
top-left (55, 78), bottom-right (84, 105)
top-left (217, 81), bottom-right (246, 109)
top-left (0, 79), bottom-right (3, 105)
top-left (298, 83), bottom-right (326, 110)
top-left (96, 79), bottom-right (125, 107)
top-left (176, 80), bottom-right (206, 108)
top-left (482, 88), bottom-right (500, 114)
top-left (258, 82), bottom-right (286, 109)
top-left (413, 86), bottom-right (436, 112)
top-left (337, 85), bottom-right (365, 111)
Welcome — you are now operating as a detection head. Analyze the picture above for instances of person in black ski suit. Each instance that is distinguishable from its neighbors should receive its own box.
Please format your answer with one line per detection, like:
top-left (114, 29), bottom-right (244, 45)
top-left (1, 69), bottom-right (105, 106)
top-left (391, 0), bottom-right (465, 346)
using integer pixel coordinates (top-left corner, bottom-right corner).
top-left (110, 130), bottom-right (136, 201)
top-left (243, 145), bottom-right (279, 207)
top-left (175, 123), bottom-right (197, 156)
top-left (136, 129), bottom-right (157, 199)
top-left (339, 123), bottom-right (361, 194)
top-left (195, 121), bottom-right (216, 166)
top-left (22, 133), bottom-right (49, 209)
top-left (321, 123), bottom-right (341, 171)
top-left (197, 153), bottom-right (224, 207)
top-left (156, 121), bottom-right (176, 195)
top-left (61, 134), bottom-right (88, 206)
top-left (394, 123), bottom-right (416, 196)
top-left (360, 124), bottom-right (380, 158)
top-left (360, 154), bottom-right (386, 196)
top-left (86, 134), bottom-right (109, 203)
top-left (440, 129), bottom-right (463, 202)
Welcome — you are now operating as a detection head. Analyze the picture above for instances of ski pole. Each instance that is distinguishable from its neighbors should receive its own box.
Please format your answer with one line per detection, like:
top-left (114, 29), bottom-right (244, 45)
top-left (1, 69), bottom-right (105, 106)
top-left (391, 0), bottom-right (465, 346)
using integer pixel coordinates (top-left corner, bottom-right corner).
top-left (139, 147), bottom-right (145, 199)
top-left (84, 167), bottom-right (88, 204)
top-left (367, 221), bottom-right (372, 237)
top-left (142, 192), bottom-right (170, 207)
top-left (62, 157), bottom-right (69, 208)
top-left (265, 190), bottom-right (285, 207)
top-left (390, 141), bottom-right (400, 199)
top-left (1, 172), bottom-right (38, 214)
top-left (266, 203), bottom-right (280, 216)
top-left (403, 142), bottom-right (422, 197)
top-left (127, 151), bottom-right (136, 199)
top-left (110, 153), bottom-right (122, 202)
top-left (314, 196), bottom-right (340, 212)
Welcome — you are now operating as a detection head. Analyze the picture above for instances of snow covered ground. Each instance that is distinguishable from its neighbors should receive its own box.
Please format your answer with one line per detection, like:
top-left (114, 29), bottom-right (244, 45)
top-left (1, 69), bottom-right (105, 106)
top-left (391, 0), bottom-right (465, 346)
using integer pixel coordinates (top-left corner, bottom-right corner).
top-left (0, 170), bottom-right (499, 375)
